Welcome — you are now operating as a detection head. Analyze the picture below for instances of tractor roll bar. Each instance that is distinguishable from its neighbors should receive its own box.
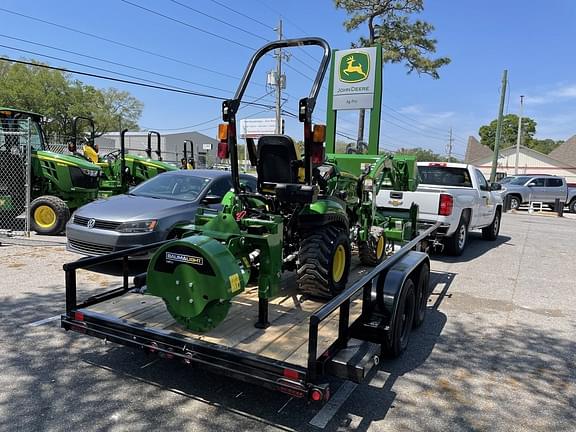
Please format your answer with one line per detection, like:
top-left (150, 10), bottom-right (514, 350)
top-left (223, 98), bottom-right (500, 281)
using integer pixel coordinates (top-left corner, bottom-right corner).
top-left (72, 116), bottom-right (96, 148)
top-left (147, 131), bottom-right (161, 160)
top-left (232, 37), bottom-right (331, 109)
top-left (120, 129), bottom-right (128, 191)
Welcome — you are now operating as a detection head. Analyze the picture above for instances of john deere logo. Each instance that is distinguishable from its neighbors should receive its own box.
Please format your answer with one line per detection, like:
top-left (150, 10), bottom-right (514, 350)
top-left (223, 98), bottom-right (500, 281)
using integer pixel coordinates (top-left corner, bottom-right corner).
top-left (339, 53), bottom-right (370, 83)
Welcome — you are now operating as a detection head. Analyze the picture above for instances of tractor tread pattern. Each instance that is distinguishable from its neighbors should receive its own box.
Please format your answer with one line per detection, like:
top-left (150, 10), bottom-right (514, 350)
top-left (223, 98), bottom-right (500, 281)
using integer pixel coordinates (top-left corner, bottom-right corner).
top-left (30, 195), bottom-right (70, 235)
top-left (297, 225), bottom-right (348, 299)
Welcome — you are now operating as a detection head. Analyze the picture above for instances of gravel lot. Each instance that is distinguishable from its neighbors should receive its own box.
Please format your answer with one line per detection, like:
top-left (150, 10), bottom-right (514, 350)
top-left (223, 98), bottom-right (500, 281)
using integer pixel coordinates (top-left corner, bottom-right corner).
top-left (0, 211), bottom-right (574, 431)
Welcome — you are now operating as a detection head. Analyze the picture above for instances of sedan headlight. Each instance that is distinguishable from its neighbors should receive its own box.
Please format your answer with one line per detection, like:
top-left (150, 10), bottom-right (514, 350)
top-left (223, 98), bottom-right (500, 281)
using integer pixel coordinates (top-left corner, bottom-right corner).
top-left (116, 219), bottom-right (157, 233)
top-left (80, 168), bottom-right (100, 177)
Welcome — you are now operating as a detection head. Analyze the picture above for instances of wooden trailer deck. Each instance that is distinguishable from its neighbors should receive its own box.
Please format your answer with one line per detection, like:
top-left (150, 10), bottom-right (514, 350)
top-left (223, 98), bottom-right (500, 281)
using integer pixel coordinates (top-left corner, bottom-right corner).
top-left (88, 264), bottom-right (369, 368)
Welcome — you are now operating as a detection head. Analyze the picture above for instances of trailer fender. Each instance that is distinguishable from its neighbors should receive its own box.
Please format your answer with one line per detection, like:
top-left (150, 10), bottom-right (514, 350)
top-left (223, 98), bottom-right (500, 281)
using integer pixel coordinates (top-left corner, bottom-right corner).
top-left (377, 251), bottom-right (429, 336)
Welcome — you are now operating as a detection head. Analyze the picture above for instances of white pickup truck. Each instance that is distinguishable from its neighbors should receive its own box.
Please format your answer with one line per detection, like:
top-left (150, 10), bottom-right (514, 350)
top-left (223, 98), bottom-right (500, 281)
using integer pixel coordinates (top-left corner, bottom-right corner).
top-left (376, 162), bottom-right (503, 255)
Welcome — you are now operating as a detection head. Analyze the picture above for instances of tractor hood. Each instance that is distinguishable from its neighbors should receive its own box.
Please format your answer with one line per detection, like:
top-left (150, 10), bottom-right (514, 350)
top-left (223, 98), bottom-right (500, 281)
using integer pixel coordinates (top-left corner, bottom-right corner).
top-left (36, 150), bottom-right (101, 171)
top-left (125, 154), bottom-right (177, 171)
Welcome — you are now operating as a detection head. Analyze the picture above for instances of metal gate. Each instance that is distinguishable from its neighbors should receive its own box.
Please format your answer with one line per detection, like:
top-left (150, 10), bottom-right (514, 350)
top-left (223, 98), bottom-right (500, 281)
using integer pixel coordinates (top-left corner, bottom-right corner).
top-left (0, 118), bottom-right (31, 236)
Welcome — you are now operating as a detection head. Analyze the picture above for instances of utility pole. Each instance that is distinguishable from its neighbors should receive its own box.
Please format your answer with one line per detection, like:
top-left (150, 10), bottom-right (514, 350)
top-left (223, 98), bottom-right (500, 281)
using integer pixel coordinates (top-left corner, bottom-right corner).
top-left (272, 19), bottom-right (286, 134)
top-left (514, 95), bottom-right (524, 175)
top-left (490, 69), bottom-right (508, 183)
top-left (446, 127), bottom-right (454, 162)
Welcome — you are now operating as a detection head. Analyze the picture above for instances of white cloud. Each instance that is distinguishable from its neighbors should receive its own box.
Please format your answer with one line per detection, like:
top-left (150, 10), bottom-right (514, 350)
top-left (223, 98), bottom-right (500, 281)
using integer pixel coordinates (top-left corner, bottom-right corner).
top-left (522, 83), bottom-right (576, 106)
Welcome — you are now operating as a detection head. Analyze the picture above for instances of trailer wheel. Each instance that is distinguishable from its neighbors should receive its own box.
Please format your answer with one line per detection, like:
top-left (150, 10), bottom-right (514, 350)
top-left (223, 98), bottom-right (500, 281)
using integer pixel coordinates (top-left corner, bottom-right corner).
top-left (297, 225), bottom-right (351, 299)
top-left (412, 263), bottom-right (430, 328)
top-left (30, 195), bottom-right (70, 235)
top-left (383, 278), bottom-right (416, 358)
top-left (358, 233), bottom-right (385, 266)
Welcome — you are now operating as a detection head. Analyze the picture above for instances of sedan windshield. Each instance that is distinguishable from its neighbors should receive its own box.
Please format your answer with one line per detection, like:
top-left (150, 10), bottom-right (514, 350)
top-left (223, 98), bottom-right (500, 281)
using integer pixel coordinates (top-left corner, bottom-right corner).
top-left (509, 176), bottom-right (532, 185)
top-left (130, 174), bottom-right (210, 201)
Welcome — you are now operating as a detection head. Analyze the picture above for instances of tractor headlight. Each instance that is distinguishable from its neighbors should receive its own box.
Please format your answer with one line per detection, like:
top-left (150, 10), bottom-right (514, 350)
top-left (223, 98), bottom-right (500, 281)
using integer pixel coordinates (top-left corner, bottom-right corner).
top-left (117, 219), bottom-right (157, 233)
top-left (80, 168), bottom-right (100, 177)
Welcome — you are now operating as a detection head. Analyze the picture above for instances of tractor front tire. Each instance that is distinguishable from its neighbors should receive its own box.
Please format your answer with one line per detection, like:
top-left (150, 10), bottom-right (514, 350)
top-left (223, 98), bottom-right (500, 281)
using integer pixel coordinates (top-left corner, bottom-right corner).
top-left (297, 226), bottom-right (351, 299)
top-left (30, 196), bottom-right (70, 235)
top-left (358, 232), bottom-right (386, 266)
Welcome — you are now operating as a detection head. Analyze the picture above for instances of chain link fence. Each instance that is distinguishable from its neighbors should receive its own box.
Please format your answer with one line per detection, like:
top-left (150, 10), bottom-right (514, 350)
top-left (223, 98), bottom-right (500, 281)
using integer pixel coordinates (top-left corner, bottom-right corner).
top-left (0, 118), bottom-right (31, 236)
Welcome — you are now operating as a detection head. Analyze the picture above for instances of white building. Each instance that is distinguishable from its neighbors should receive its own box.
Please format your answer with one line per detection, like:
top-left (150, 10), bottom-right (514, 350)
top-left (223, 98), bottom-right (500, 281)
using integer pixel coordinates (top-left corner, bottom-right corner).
top-left (465, 136), bottom-right (576, 184)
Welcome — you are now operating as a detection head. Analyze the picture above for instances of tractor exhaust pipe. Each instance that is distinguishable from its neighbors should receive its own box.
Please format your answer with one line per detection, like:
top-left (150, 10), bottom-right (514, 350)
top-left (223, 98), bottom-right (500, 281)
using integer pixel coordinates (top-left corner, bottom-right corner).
top-left (147, 131), bottom-right (161, 160)
top-left (120, 129), bottom-right (128, 191)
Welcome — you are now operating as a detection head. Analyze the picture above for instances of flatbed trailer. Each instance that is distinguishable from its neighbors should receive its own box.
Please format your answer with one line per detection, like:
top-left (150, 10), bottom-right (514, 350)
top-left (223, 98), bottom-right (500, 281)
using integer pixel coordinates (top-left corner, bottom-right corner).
top-left (61, 223), bottom-right (438, 403)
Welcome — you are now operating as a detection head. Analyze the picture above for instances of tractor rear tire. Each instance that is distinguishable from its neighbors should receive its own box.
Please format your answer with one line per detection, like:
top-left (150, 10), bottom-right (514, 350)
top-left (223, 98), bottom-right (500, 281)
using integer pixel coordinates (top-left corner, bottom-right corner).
top-left (358, 232), bottom-right (386, 266)
top-left (30, 195), bottom-right (70, 235)
top-left (297, 225), bottom-right (351, 299)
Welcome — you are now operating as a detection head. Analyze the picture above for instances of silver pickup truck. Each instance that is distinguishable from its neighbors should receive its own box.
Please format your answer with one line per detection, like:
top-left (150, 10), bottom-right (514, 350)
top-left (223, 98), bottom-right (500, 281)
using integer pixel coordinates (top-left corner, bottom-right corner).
top-left (500, 175), bottom-right (576, 213)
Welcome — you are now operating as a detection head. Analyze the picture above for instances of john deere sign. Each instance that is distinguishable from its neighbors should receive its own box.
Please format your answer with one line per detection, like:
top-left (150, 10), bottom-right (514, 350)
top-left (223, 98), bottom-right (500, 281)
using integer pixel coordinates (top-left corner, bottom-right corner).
top-left (332, 47), bottom-right (378, 110)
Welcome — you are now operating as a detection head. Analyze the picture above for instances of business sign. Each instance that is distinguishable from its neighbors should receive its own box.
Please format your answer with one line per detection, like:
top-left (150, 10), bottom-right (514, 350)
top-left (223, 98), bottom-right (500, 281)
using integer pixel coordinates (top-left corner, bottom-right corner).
top-left (202, 143), bottom-right (212, 151)
top-left (332, 47), bottom-right (377, 110)
top-left (239, 118), bottom-right (283, 139)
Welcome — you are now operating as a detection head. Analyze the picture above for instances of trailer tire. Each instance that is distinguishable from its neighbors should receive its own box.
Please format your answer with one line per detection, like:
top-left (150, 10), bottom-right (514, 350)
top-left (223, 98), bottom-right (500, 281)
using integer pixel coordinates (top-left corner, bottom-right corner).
top-left (412, 263), bottom-right (430, 328)
top-left (383, 278), bottom-right (416, 358)
top-left (482, 208), bottom-right (501, 240)
top-left (444, 216), bottom-right (468, 256)
top-left (30, 195), bottom-right (70, 235)
top-left (358, 233), bottom-right (385, 266)
top-left (297, 225), bottom-right (351, 299)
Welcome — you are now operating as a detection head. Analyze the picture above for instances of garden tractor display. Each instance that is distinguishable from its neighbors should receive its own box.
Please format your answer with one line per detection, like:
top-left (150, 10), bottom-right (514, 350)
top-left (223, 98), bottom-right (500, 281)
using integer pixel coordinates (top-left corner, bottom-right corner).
top-left (0, 108), bottom-right (101, 235)
top-left (142, 38), bottom-right (420, 333)
top-left (70, 119), bottom-right (177, 197)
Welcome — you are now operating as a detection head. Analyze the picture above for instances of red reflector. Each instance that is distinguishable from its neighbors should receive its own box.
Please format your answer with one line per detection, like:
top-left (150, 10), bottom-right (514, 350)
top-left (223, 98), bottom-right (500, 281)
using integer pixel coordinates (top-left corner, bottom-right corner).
top-left (235, 210), bottom-right (247, 221)
top-left (283, 368), bottom-right (300, 380)
top-left (73, 311), bottom-right (84, 321)
top-left (439, 193), bottom-right (454, 216)
top-left (311, 141), bottom-right (325, 164)
top-left (311, 389), bottom-right (323, 401)
top-left (217, 141), bottom-right (229, 159)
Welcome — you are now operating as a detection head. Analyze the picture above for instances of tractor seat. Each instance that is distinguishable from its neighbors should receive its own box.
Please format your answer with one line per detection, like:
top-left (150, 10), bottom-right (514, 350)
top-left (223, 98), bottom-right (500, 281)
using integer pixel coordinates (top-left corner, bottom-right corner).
top-left (256, 135), bottom-right (300, 186)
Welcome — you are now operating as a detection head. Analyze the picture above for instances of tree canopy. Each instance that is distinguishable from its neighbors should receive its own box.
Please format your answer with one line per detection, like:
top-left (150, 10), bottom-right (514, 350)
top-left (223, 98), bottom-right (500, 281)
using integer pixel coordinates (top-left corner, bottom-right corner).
top-left (478, 114), bottom-right (562, 154)
top-left (0, 61), bottom-right (143, 139)
top-left (334, 0), bottom-right (450, 78)
top-left (396, 147), bottom-right (450, 162)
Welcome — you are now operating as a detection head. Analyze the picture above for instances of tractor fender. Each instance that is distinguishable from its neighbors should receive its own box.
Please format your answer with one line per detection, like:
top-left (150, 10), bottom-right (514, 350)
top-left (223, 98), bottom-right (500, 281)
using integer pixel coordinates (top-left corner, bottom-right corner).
top-left (297, 198), bottom-right (349, 231)
top-left (377, 251), bottom-right (429, 337)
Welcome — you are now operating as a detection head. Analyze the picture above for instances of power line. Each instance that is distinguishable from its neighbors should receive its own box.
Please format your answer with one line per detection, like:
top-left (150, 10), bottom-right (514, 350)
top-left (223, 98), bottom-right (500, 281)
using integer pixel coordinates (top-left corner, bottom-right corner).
top-left (119, 0), bottom-right (255, 50)
top-left (0, 7), bottom-right (243, 81)
top-left (382, 111), bottom-right (449, 140)
top-left (0, 55), bottom-right (275, 109)
top-left (207, 0), bottom-right (274, 30)
top-left (382, 104), bottom-right (455, 135)
top-left (168, 0), bottom-right (269, 42)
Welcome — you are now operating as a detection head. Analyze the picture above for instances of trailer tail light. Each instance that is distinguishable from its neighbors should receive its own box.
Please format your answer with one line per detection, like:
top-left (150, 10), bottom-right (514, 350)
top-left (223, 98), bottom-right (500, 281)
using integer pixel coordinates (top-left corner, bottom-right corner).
top-left (217, 142), bottom-right (229, 159)
top-left (439, 193), bottom-right (453, 216)
top-left (311, 141), bottom-right (325, 164)
top-left (217, 123), bottom-right (228, 141)
top-left (73, 311), bottom-right (84, 321)
top-left (310, 388), bottom-right (325, 402)
top-left (283, 368), bottom-right (300, 380)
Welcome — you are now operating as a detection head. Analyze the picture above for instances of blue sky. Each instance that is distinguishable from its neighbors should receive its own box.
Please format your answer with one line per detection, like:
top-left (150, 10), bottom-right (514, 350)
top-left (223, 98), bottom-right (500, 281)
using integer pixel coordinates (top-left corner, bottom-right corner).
top-left (1, 0), bottom-right (575, 158)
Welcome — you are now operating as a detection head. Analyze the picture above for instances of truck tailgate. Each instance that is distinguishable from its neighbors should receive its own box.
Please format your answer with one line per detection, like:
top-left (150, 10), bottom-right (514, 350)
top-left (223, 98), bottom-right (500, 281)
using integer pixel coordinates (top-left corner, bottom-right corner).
top-left (376, 188), bottom-right (441, 221)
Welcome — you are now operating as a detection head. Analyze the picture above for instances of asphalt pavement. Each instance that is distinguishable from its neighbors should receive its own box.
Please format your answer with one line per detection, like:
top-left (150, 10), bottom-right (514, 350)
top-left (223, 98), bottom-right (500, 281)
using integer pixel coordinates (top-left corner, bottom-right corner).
top-left (0, 212), bottom-right (574, 431)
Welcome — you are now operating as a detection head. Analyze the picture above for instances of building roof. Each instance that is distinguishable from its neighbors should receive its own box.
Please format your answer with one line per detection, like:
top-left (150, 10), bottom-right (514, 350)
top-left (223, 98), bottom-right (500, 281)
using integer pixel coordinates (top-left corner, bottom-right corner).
top-left (549, 135), bottom-right (576, 168)
top-left (464, 136), bottom-right (493, 163)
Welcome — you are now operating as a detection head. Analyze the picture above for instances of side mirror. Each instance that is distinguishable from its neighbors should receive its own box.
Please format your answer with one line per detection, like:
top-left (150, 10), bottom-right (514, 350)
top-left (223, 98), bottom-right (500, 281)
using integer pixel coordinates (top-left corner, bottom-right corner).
top-left (527, 182), bottom-right (536, 187)
top-left (202, 195), bottom-right (222, 205)
top-left (490, 183), bottom-right (502, 191)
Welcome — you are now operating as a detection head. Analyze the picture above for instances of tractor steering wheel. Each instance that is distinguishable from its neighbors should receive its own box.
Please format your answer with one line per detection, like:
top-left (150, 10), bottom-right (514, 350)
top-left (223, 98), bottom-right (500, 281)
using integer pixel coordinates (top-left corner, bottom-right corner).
top-left (102, 149), bottom-right (121, 162)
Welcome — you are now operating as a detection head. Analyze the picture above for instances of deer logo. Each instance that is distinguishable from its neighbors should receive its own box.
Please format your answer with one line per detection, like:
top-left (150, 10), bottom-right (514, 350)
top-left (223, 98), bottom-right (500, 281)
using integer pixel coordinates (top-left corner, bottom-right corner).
top-left (339, 53), bottom-right (370, 83)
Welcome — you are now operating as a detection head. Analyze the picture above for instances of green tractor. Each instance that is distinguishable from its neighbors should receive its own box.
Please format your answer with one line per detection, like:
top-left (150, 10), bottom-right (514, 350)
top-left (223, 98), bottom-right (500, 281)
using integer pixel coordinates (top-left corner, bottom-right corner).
top-left (70, 118), bottom-right (177, 197)
top-left (0, 108), bottom-right (101, 235)
top-left (140, 38), bottom-right (420, 333)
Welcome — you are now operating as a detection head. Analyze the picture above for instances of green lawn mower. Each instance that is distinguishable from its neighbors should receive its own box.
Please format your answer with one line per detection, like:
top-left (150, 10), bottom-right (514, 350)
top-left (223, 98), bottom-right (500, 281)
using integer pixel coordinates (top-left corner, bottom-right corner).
top-left (141, 38), bottom-right (419, 333)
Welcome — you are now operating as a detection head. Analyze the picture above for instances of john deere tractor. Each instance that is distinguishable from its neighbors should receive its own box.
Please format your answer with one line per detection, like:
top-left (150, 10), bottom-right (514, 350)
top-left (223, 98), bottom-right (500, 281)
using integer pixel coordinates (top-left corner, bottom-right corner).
top-left (139, 38), bottom-right (420, 333)
top-left (0, 108), bottom-right (101, 235)
top-left (70, 118), bottom-right (177, 197)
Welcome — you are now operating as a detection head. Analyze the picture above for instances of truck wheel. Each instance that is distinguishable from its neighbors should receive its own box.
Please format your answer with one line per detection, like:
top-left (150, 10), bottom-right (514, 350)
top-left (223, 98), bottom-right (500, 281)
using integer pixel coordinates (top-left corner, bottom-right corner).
top-left (482, 209), bottom-right (501, 240)
top-left (509, 195), bottom-right (521, 210)
top-left (444, 217), bottom-right (468, 256)
top-left (30, 196), bottom-right (70, 235)
top-left (569, 199), bottom-right (576, 214)
top-left (383, 278), bottom-right (416, 358)
top-left (413, 263), bottom-right (430, 328)
top-left (297, 226), bottom-right (351, 299)
top-left (358, 233), bottom-right (385, 266)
